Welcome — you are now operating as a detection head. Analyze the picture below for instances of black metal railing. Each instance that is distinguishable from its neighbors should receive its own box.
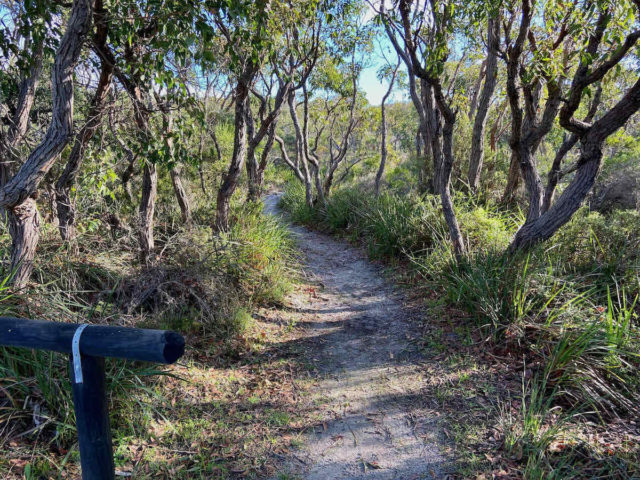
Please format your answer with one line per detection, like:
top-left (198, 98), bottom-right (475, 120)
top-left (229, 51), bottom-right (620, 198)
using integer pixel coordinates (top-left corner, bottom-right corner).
top-left (0, 317), bottom-right (185, 480)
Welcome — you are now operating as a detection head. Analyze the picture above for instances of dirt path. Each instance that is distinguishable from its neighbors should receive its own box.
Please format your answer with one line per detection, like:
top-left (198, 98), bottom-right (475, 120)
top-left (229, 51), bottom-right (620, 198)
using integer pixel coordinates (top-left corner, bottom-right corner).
top-left (264, 194), bottom-right (448, 480)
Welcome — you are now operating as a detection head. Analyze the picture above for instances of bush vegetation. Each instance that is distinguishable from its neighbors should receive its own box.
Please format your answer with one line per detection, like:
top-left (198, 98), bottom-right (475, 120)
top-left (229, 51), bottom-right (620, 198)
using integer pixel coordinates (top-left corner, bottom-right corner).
top-left (0, 201), bottom-right (297, 477)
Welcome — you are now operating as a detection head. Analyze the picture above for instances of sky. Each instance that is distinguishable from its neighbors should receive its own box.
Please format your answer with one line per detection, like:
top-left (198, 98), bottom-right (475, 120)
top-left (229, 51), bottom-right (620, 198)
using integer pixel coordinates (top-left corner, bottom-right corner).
top-left (0, 3), bottom-right (403, 106)
top-left (358, 37), bottom-right (408, 106)
top-left (357, 4), bottom-right (411, 106)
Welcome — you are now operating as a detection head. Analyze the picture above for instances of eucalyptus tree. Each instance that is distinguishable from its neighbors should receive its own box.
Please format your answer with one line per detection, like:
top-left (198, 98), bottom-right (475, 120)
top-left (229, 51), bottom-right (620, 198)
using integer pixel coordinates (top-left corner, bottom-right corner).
top-left (510, 0), bottom-right (640, 249)
top-left (243, 2), bottom-right (327, 204)
top-left (96, 0), bottom-right (203, 261)
top-left (500, 0), bottom-right (570, 224)
top-left (155, 89), bottom-right (193, 224)
top-left (207, 0), bottom-right (279, 231)
top-left (380, 0), bottom-right (490, 257)
top-left (277, 0), bottom-right (368, 205)
top-left (241, 1), bottom-right (340, 203)
top-left (55, 0), bottom-right (113, 242)
top-left (467, 10), bottom-right (500, 193)
top-left (375, 56), bottom-right (401, 196)
top-left (318, 7), bottom-right (372, 197)
top-left (0, 0), bottom-right (93, 287)
top-left (271, 2), bottom-right (325, 207)
top-left (0, 1), bottom-right (64, 227)
top-left (0, 1), bottom-right (61, 210)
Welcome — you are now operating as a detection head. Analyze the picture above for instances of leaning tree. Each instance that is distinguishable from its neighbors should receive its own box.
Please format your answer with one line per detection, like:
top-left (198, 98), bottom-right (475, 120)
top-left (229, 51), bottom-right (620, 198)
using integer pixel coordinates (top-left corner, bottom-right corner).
top-left (0, 0), bottom-right (94, 287)
top-left (510, 0), bottom-right (640, 249)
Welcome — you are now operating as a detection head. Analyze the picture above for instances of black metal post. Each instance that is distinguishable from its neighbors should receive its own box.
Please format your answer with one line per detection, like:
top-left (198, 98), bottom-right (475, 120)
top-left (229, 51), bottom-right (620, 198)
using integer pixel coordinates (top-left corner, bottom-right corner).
top-left (70, 354), bottom-right (115, 480)
top-left (0, 317), bottom-right (185, 478)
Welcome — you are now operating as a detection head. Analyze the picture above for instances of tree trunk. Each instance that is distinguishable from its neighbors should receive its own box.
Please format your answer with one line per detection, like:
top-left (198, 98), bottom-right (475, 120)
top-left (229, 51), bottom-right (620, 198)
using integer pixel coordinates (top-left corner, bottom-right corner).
top-left (55, 0), bottom-right (113, 242)
top-left (375, 62), bottom-right (399, 196)
top-left (542, 85), bottom-right (601, 213)
top-left (7, 197), bottom-right (40, 288)
top-left (541, 134), bottom-right (578, 213)
top-left (440, 110), bottom-right (465, 257)
top-left (501, 154), bottom-right (520, 204)
top-left (467, 17), bottom-right (499, 193)
top-left (139, 163), bottom-right (157, 262)
top-left (245, 102), bottom-right (260, 203)
top-left (287, 89), bottom-right (321, 206)
top-left (519, 145), bottom-right (545, 222)
top-left (246, 149), bottom-right (261, 203)
top-left (215, 78), bottom-right (249, 232)
top-left (0, 42), bottom-right (44, 224)
top-left (323, 164), bottom-right (336, 198)
top-left (0, 42), bottom-right (44, 189)
top-left (375, 96), bottom-right (388, 196)
top-left (467, 59), bottom-right (486, 121)
top-left (246, 125), bottom-right (276, 202)
top-left (511, 77), bottom-right (640, 250)
top-left (422, 81), bottom-right (443, 194)
top-left (157, 102), bottom-right (191, 224)
top-left (170, 167), bottom-right (191, 224)
top-left (511, 141), bottom-right (601, 250)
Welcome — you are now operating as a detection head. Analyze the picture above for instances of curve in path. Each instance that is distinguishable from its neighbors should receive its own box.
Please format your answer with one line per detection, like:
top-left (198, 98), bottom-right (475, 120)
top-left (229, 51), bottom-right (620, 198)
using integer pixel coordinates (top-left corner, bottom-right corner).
top-left (264, 194), bottom-right (447, 480)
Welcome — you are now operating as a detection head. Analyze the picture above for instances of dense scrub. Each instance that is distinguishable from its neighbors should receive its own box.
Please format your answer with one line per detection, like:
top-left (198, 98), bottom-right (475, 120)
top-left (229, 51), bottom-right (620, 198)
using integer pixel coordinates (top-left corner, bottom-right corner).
top-left (281, 180), bottom-right (640, 477)
top-left (2, 0), bottom-right (640, 477)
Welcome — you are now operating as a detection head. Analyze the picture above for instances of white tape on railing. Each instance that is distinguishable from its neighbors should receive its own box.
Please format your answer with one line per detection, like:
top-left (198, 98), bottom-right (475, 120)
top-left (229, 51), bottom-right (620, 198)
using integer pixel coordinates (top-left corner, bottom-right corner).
top-left (72, 324), bottom-right (89, 384)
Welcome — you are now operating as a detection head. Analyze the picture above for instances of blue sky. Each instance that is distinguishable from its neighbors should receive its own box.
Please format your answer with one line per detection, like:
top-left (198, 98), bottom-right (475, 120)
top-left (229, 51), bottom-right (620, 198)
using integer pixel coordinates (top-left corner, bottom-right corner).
top-left (360, 61), bottom-right (408, 105)
top-left (358, 35), bottom-right (408, 106)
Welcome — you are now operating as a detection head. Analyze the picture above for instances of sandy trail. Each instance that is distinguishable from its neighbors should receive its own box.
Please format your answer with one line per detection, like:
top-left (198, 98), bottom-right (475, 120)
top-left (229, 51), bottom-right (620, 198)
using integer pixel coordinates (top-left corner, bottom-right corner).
top-left (264, 193), bottom-right (447, 480)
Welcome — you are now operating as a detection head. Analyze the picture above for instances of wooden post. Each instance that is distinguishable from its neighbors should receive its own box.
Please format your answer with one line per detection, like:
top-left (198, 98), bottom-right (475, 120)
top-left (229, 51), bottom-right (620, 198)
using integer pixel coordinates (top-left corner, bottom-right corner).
top-left (70, 354), bottom-right (115, 480)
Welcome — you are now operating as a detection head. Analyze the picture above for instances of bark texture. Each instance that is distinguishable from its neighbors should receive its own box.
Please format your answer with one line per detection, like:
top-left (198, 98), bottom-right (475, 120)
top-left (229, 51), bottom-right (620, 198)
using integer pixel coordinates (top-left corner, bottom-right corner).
top-left (215, 76), bottom-right (250, 232)
top-left (467, 17), bottom-right (499, 193)
top-left (139, 163), bottom-right (157, 261)
top-left (7, 198), bottom-right (40, 287)
top-left (55, 0), bottom-right (113, 241)
top-left (245, 80), bottom-right (290, 202)
top-left (0, 42), bottom-right (44, 189)
top-left (170, 167), bottom-right (191, 224)
top-left (510, 4), bottom-right (640, 249)
top-left (542, 85), bottom-right (602, 213)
